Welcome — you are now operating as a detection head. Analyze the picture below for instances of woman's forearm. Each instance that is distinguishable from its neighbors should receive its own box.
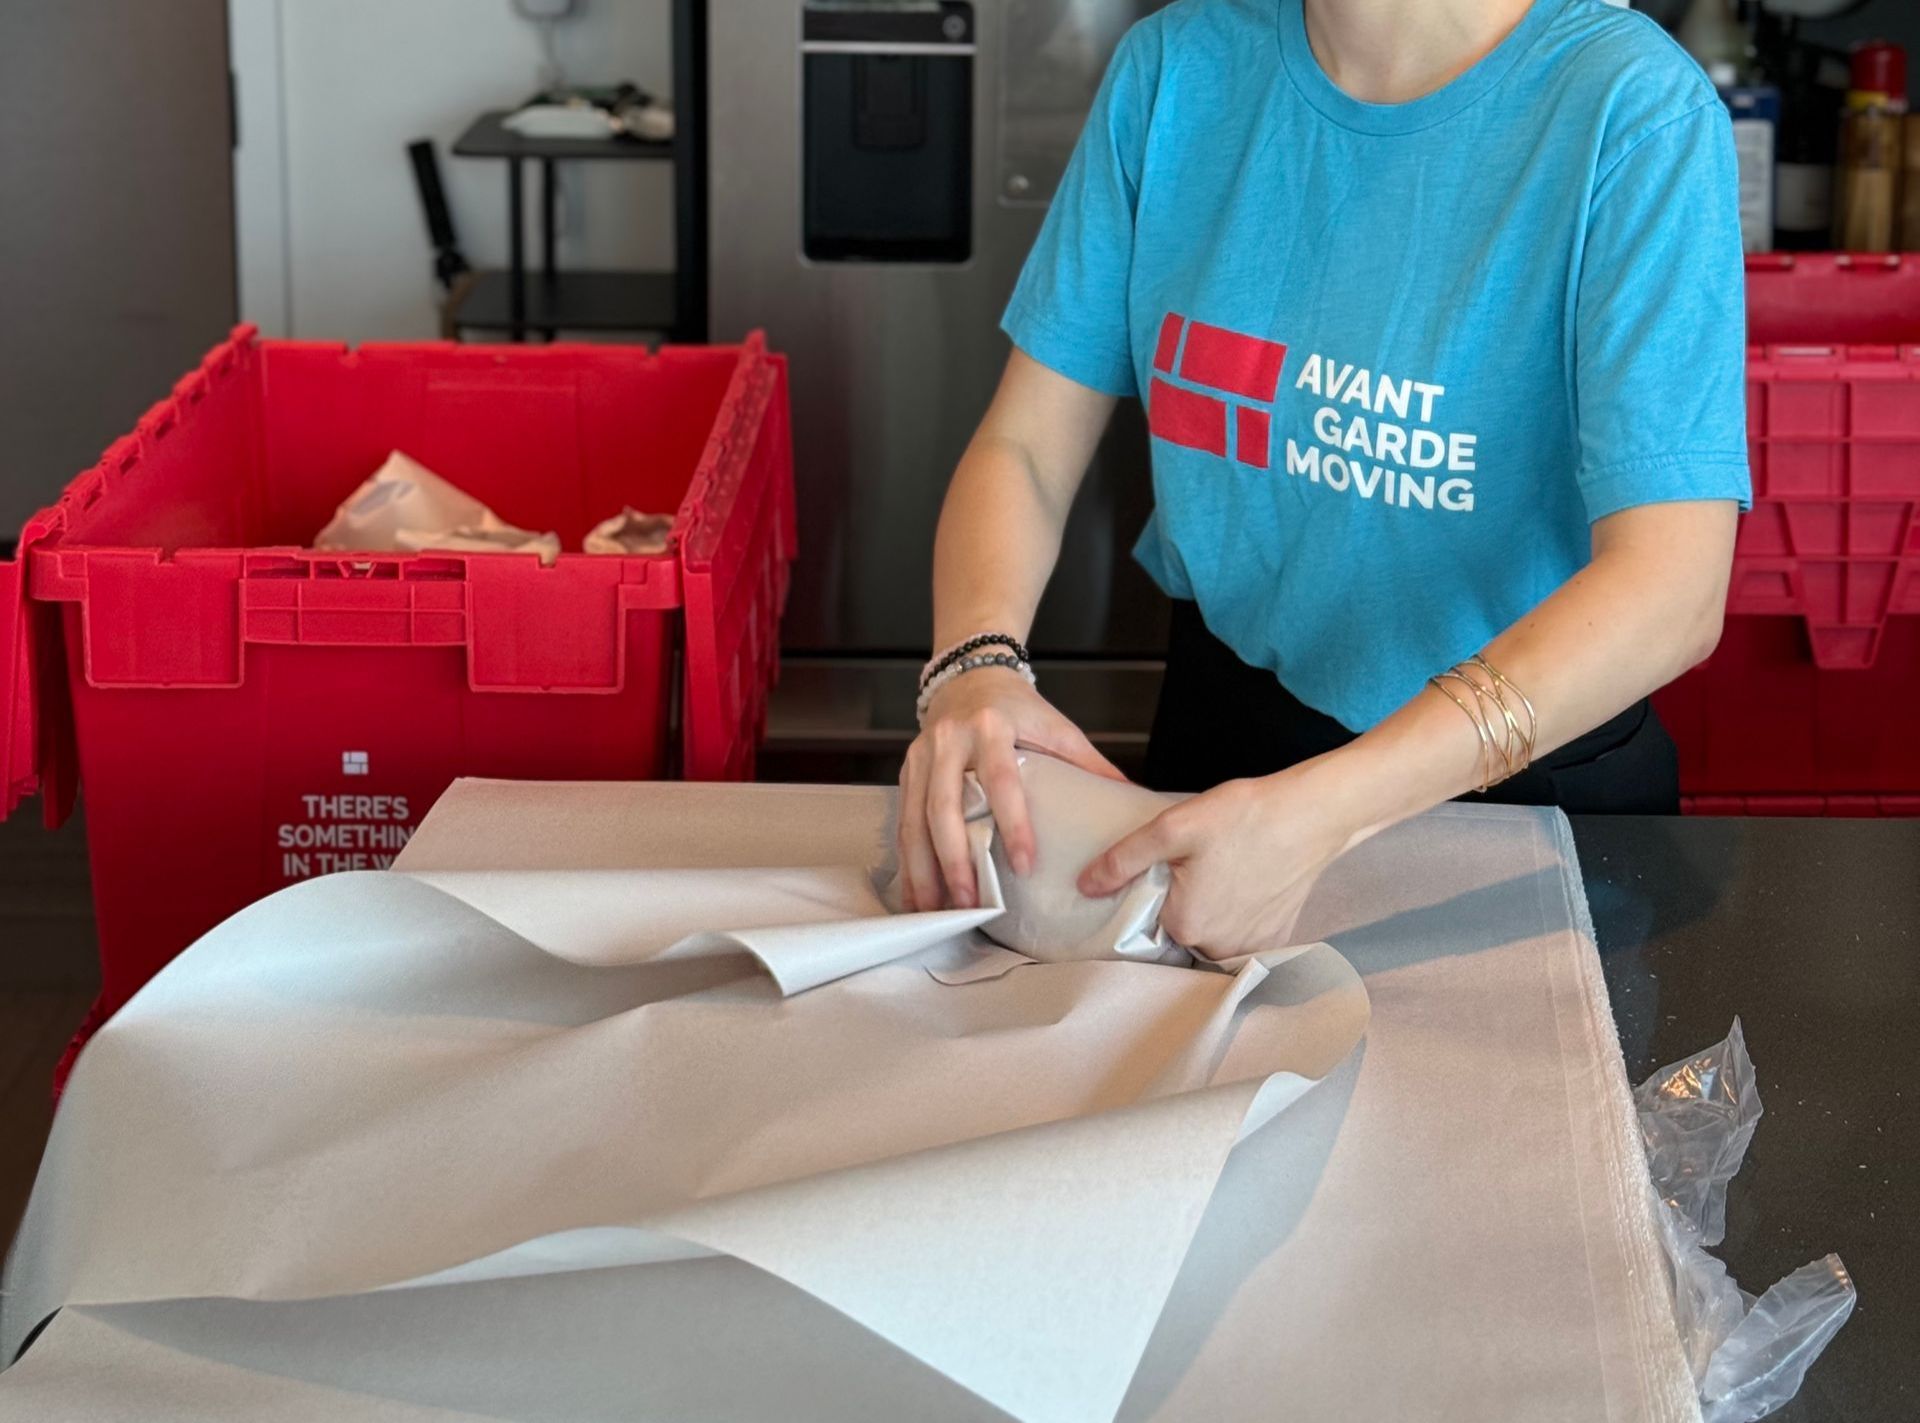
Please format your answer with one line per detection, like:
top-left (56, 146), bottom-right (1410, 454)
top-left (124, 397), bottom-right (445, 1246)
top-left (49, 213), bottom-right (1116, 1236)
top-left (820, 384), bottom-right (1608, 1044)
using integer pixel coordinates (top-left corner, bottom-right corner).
top-left (929, 351), bottom-right (1118, 650)
top-left (1314, 499), bottom-right (1738, 846)
top-left (906, 354), bottom-right (1123, 908)
top-left (931, 433), bottom-right (1072, 648)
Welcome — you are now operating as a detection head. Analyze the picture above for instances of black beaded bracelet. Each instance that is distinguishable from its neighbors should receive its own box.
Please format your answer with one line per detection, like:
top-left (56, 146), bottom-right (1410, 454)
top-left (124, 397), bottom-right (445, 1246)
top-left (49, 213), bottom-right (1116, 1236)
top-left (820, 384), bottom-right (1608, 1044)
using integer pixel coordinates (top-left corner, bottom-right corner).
top-left (920, 632), bottom-right (1033, 692)
top-left (915, 651), bottom-right (1035, 724)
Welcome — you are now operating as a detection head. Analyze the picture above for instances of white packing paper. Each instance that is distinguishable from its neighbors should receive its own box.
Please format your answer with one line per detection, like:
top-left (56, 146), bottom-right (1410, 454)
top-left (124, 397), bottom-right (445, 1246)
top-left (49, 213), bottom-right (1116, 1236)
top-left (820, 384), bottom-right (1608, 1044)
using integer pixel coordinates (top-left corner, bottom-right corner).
top-left (945, 753), bottom-right (1189, 966)
top-left (0, 785), bottom-right (1696, 1422)
top-left (1, 766), bottom-right (1368, 1423)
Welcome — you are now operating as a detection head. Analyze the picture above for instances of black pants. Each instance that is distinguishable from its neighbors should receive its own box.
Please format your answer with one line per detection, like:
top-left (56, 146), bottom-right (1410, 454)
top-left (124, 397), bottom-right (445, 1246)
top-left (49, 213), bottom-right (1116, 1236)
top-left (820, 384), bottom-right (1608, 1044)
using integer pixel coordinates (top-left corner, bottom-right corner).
top-left (1143, 601), bottom-right (1680, 815)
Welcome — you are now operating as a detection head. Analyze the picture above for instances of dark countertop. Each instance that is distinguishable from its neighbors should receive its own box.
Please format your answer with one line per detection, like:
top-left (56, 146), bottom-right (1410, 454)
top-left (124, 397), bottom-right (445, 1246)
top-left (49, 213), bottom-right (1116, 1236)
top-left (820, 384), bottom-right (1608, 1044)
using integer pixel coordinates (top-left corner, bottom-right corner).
top-left (1573, 815), bottom-right (1919, 1421)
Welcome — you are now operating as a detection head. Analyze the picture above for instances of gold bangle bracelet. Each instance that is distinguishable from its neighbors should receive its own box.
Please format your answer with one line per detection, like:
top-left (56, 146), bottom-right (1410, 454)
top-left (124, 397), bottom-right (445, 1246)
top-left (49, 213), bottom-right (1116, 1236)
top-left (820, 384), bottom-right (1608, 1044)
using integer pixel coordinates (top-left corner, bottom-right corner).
top-left (1428, 672), bottom-right (1499, 792)
top-left (1431, 654), bottom-right (1542, 793)
top-left (1462, 668), bottom-right (1527, 779)
top-left (1466, 655), bottom-right (1538, 772)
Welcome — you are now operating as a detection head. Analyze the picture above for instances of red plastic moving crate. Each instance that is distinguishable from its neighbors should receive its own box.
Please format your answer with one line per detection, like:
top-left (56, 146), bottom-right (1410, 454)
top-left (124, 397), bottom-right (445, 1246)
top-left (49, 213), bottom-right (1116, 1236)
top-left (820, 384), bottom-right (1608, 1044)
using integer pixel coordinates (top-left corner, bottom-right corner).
top-left (1684, 794), bottom-right (1920, 816)
top-left (1654, 255), bottom-right (1920, 812)
top-left (1, 326), bottom-right (795, 1035)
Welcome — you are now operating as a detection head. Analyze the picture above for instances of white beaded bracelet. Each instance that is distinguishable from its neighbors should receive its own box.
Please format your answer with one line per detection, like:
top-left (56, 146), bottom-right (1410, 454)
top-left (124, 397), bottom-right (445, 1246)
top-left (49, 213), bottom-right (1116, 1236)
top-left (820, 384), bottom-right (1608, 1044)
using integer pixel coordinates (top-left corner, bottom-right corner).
top-left (915, 651), bottom-right (1035, 725)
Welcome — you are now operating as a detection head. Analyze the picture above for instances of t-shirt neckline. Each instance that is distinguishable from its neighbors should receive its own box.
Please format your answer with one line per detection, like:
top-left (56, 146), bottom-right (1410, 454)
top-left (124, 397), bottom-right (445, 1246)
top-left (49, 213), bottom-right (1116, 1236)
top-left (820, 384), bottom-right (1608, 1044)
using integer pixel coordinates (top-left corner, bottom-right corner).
top-left (1276, 0), bottom-right (1568, 136)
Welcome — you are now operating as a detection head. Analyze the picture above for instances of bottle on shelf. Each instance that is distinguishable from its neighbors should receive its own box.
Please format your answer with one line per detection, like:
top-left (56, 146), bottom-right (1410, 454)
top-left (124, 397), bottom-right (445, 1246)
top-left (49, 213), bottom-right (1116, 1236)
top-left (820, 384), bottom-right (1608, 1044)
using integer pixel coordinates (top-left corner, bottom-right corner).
top-left (1834, 40), bottom-right (1907, 253)
top-left (1693, 0), bottom-right (1779, 254)
top-left (1676, 0), bottom-right (1751, 85)
top-left (1903, 116), bottom-right (1920, 250)
top-left (1761, 20), bottom-right (1844, 252)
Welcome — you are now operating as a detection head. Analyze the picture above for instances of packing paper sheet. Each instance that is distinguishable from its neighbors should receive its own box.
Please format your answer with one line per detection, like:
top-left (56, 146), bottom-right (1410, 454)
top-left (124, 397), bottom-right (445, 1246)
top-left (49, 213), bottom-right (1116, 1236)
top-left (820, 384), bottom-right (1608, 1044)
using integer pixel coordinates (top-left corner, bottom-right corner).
top-left (0, 781), bottom-right (1696, 1422)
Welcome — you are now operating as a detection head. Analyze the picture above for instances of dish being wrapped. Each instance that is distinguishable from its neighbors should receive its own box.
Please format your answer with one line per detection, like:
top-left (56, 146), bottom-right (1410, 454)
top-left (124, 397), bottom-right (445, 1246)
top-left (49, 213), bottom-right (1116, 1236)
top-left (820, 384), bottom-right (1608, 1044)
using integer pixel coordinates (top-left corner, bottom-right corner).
top-left (889, 751), bottom-right (1194, 968)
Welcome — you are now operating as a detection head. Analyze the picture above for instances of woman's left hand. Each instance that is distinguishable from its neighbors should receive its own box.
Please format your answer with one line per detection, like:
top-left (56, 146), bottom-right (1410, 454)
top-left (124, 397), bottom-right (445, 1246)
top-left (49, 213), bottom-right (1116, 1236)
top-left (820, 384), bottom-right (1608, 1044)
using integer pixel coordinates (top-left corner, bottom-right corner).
top-left (1076, 763), bottom-right (1365, 960)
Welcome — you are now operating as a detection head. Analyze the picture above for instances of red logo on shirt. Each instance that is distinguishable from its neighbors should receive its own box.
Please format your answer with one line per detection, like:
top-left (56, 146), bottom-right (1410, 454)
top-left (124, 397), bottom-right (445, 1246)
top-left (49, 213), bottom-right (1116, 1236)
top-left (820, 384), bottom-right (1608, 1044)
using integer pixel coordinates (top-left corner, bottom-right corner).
top-left (1147, 314), bottom-right (1288, 469)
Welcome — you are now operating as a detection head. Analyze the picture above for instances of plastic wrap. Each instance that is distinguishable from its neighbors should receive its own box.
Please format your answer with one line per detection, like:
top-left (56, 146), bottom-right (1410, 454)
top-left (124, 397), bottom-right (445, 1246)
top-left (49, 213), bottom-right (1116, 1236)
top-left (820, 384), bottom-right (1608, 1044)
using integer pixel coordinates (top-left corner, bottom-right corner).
top-left (1635, 1020), bottom-right (1857, 1422)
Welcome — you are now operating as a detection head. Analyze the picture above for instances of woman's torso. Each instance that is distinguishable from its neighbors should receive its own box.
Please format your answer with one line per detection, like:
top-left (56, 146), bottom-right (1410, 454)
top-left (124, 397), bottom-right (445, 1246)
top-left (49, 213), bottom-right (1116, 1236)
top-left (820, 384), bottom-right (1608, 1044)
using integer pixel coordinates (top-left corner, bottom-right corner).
top-left (1111, 0), bottom-right (1738, 727)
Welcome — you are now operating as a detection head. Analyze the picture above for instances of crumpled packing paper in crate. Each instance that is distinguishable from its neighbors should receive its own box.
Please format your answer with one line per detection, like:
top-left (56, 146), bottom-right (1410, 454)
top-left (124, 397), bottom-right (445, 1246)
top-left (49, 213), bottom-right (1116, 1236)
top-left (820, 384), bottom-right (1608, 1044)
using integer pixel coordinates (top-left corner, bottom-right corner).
top-left (2, 774), bottom-right (1703, 1422)
top-left (582, 505), bottom-right (674, 556)
top-left (312, 453), bottom-right (678, 563)
top-left (315, 450), bottom-right (563, 563)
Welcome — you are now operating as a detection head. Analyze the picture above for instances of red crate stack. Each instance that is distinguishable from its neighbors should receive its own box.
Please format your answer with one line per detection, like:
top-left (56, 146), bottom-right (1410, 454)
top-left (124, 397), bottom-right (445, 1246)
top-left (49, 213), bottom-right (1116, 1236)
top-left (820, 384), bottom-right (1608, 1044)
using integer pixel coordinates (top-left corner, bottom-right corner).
top-left (1654, 255), bottom-right (1920, 814)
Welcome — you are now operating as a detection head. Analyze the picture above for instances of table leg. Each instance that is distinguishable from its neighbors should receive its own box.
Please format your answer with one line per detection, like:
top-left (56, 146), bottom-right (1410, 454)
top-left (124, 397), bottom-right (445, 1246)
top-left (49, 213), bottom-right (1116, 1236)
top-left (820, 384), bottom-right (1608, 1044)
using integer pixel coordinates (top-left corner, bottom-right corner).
top-left (508, 158), bottom-right (526, 342)
top-left (541, 158), bottom-right (558, 341)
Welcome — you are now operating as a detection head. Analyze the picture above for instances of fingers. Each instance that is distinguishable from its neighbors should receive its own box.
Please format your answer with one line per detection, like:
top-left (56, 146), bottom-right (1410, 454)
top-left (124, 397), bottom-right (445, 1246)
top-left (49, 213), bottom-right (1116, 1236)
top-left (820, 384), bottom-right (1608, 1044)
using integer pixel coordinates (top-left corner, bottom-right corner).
top-left (925, 729), bottom-right (979, 908)
top-left (1078, 807), bottom-right (1189, 898)
top-left (976, 736), bottom-right (1035, 877)
top-left (901, 679), bottom-right (1117, 908)
top-left (895, 746), bottom-right (942, 912)
top-left (1157, 883), bottom-right (1200, 956)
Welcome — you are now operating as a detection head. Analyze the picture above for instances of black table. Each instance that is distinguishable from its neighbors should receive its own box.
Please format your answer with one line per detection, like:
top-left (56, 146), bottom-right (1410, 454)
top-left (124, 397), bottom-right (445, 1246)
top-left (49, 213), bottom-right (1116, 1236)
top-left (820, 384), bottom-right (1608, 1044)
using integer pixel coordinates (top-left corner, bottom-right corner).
top-left (449, 110), bottom-right (677, 341)
top-left (1574, 815), bottom-right (1919, 1421)
top-left (451, 110), bottom-right (673, 163)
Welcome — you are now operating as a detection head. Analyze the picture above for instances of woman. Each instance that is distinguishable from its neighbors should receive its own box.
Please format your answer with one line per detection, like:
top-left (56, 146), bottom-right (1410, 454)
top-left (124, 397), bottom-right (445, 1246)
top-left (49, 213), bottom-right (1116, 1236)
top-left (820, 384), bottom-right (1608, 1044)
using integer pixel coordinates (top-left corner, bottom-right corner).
top-left (898, 0), bottom-right (1749, 958)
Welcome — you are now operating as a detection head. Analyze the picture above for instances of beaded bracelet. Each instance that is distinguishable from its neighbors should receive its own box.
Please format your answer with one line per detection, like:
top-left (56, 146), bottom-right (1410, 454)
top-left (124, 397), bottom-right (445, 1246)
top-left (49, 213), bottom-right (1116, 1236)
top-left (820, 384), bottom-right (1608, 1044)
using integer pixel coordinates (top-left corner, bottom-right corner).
top-left (915, 651), bottom-right (1035, 725)
top-left (920, 632), bottom-right (1032, 694)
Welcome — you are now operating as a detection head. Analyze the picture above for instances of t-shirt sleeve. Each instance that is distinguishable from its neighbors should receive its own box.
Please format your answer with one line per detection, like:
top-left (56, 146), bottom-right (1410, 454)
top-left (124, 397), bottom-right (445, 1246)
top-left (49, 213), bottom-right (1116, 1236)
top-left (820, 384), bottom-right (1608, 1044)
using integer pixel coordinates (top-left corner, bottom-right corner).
top-left (999, 28), bottom-right (1150, 398)
top-left (1573, 99), bottom-right (1753, 522)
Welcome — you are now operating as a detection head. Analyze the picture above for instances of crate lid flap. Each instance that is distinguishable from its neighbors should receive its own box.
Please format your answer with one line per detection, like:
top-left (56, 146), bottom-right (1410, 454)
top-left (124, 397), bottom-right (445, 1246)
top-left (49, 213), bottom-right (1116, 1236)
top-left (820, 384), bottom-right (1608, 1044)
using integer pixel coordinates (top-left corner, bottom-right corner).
top-left (1, 532), bottom-right (78, 826)
top-left (0, 554), bottom-right (36, 817)
top-left (677, 338), bottom-right (793, 780)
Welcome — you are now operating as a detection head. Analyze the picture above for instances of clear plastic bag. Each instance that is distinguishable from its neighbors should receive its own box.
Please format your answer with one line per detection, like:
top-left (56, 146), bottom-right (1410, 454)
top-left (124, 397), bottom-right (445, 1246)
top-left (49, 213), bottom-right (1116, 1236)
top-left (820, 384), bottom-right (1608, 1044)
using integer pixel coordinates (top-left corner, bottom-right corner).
top-left (1635, 1019), bottom-right (1857, 1422)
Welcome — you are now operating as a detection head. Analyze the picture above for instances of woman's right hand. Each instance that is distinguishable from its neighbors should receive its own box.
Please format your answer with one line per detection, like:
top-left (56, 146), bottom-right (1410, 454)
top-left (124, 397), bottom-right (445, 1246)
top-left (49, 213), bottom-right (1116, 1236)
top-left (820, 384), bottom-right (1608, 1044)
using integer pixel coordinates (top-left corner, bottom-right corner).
top-left (897, 667), bottom-right (1124, 911)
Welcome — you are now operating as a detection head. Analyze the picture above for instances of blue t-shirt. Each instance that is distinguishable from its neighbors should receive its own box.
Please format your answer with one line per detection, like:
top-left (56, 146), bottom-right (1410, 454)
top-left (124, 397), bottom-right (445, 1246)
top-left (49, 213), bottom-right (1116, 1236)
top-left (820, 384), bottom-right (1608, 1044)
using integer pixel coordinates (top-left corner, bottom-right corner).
top-left (1003, 0), bottom-right (1751, 731)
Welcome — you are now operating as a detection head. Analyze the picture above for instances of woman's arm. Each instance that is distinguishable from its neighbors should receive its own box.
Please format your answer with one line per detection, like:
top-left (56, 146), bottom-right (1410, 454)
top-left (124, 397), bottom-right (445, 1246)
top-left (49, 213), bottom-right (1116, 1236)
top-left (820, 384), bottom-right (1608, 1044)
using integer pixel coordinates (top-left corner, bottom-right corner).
top-left (896, 351), bottom-right (1126, 911)
top-left (1079, 498), bottom-right (1738, 952)
top-left (929, 350), bottom-right (1115, 650)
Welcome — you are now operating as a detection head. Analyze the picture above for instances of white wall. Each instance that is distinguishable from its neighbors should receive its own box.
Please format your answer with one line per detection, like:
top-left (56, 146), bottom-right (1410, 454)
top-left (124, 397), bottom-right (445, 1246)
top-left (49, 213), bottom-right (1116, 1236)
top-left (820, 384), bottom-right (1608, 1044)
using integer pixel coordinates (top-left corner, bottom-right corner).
top-left (232, 0), bottom-right (674, 341)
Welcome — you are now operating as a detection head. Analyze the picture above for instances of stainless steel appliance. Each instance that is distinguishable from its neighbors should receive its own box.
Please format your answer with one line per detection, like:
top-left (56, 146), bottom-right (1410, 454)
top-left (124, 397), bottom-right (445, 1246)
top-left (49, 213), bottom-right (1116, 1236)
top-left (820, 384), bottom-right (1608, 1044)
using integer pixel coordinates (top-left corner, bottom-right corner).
top-left (708, 0), bottom-right (1169, 671)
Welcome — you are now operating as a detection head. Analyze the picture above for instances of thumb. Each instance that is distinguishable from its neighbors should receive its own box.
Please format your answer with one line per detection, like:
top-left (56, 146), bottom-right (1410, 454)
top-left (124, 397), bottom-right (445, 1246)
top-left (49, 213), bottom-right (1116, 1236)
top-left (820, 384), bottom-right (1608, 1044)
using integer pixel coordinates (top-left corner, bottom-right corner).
top-left (1079, 809), bottom-right (1187, 899)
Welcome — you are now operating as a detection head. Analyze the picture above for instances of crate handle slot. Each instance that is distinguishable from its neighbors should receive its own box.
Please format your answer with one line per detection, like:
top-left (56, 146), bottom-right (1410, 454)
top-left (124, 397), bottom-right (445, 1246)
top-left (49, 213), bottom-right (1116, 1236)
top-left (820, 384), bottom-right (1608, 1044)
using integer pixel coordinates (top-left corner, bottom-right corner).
top-left (1832, 253), bottom-right (1903, 272)
top-left (313, 559), bottom-right (402, 581)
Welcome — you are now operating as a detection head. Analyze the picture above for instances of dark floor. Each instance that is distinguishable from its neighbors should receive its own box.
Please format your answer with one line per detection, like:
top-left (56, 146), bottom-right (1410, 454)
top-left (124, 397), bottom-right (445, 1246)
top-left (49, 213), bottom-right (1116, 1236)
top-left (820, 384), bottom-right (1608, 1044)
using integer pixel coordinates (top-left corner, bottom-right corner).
top-left (0, 807), bottom-right (98, 1265)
